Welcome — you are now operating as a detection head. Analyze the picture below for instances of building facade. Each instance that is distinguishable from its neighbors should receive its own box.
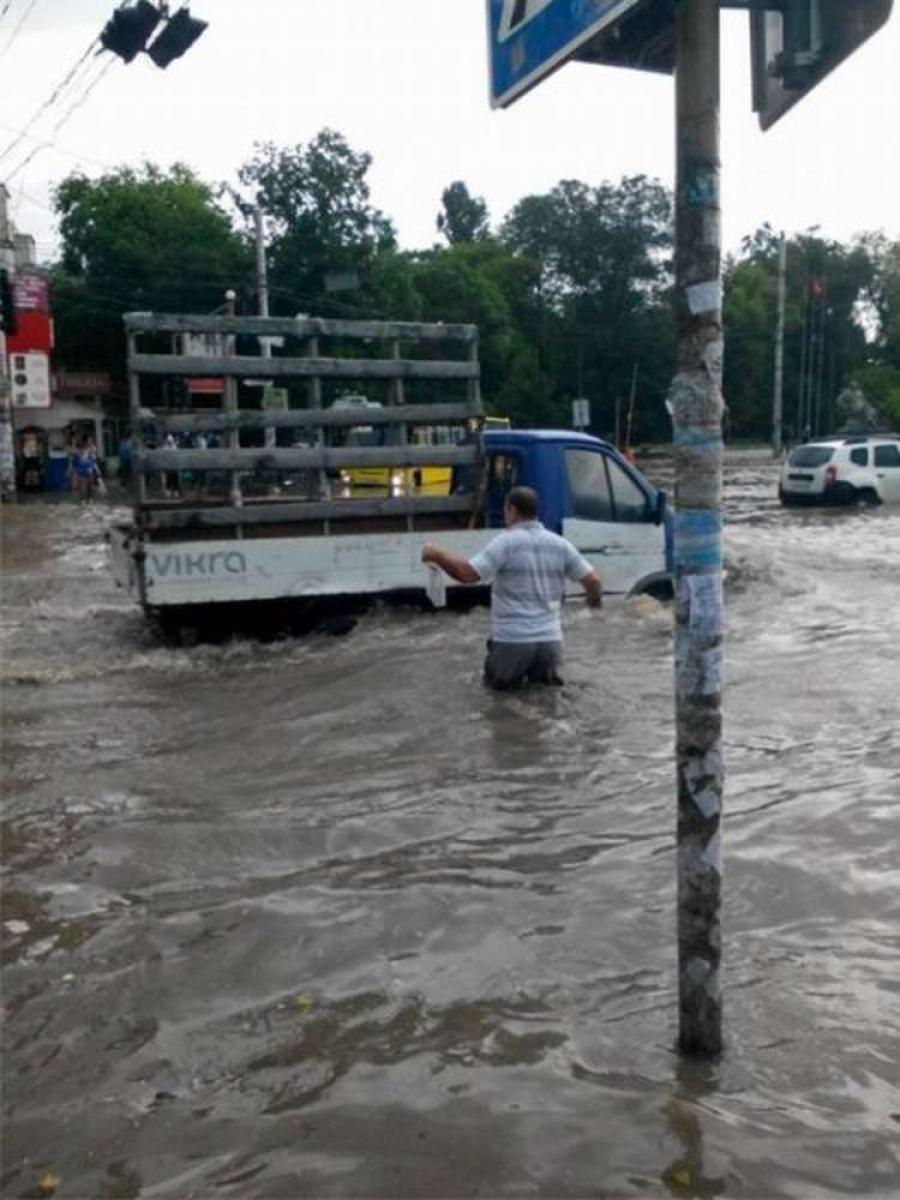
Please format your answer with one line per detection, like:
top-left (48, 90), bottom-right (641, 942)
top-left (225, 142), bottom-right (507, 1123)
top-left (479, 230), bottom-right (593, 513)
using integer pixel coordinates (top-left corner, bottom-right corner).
top-left (1, 184), bottom-right (109, 495)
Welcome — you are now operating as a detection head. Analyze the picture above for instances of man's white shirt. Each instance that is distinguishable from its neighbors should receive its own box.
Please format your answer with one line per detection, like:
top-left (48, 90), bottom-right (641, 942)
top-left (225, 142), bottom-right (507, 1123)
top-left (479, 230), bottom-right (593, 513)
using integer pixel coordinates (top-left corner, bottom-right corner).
top-left (470, 521), bottom-right (592, 643)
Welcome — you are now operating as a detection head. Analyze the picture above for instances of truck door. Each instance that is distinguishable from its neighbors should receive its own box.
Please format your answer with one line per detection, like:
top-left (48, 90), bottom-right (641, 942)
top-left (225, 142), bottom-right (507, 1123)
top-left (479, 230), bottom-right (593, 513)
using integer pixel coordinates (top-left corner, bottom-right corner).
top-left (561, 447), bottom-right (665, 597)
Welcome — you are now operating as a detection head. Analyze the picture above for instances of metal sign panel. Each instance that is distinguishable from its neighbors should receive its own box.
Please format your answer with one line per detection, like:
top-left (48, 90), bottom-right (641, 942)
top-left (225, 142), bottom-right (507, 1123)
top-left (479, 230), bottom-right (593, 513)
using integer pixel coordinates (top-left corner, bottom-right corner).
top-left (752, 1), bottom-right (894, 130)
top-left (572, 397), bottom-right (591, 428)
top-left (487, 0), bottom-right (666, 108)
top-left (8, 351), bottom-right (51, 408)
top-left (261, 386), bottom-right (289, 412)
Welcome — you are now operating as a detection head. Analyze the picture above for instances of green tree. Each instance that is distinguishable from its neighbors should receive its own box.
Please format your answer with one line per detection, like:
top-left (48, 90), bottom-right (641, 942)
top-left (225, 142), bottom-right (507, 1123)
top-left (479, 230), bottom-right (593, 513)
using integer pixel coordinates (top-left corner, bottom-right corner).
top-left (722, 256), bottom-right (778, 438)
top-left (436, 181), bottom-right (490, 245)
top-left (236, 129), bottom-right (395, 314)
top-left (500, 175), bottom-right (673, 438)
top-left (860, 232), bottom-right (900, 368)
top-left (52, 163), bottom-right (249, 380)
top-left (849, 364), bottom-right (900, 427)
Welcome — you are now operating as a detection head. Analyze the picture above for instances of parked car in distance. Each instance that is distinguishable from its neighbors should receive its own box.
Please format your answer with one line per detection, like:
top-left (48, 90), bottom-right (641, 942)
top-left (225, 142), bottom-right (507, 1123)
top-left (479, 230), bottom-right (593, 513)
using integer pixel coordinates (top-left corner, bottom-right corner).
top-left (778, 435), bottom-right (900, 507)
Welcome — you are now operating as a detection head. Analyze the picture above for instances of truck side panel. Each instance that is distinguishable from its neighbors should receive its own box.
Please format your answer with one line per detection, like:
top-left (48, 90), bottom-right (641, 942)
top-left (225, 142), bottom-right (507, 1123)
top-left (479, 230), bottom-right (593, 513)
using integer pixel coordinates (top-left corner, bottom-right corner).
top-left (126, 529), bottom-right (496, 607)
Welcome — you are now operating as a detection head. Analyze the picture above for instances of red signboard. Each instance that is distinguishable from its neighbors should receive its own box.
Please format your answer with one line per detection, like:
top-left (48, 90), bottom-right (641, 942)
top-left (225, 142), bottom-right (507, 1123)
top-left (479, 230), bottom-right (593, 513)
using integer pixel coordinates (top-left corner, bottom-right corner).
top-left (188, 377), bottom-right (224, 395)
top-left (6, 310), bottom-right (53, 355)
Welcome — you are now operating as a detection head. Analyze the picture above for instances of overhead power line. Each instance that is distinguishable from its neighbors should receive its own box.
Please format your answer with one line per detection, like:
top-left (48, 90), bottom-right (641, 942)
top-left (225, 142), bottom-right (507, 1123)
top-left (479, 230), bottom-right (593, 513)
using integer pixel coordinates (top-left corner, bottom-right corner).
top-left (0, 0), bottom-right (39, 58)
top-left (0, 37), bottom-right (98, 165)
top-left (0, 0), bottom-right (16, 24)
top-left (4, 58), bottom-right (116, 185)
top-left (0, 118), bottom-right (115, 171)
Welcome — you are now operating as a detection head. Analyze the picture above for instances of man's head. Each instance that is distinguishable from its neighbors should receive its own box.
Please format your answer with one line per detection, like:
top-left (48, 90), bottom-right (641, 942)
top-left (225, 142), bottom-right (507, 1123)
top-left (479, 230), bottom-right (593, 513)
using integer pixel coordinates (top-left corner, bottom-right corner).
top-left (504, 486), bottom-right (539, 526)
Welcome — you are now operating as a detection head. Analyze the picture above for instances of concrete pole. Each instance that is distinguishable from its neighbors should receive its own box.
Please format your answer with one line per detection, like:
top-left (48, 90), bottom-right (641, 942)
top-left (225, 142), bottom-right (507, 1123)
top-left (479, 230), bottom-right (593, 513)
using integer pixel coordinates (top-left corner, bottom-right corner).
top-left (0, 327), bottom-right (17, 501)
top-left (772, 232), bottom-right (786, 457)
top-left (254, 205), bottom-right (276, 451)
top-left (625, 362), bottom-right (639, 452)
top-left (672, 0), bottom-right (724, 1059)
top-left (223, 289), bottom-right (243, 524)
top-left (0, 191), bottom-right (18, 499)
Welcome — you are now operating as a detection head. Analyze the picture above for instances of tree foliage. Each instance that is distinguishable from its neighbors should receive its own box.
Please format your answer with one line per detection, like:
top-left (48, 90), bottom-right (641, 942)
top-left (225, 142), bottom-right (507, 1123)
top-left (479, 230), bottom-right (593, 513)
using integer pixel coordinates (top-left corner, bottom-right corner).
top-left (436, 181), bottom-right (490, 245)
top-left (724, 225), bottom-right (881, 438)
top-left (52, 163), bottom-right (250, 380)
top-left (235, 129), bottom-right (395, 312)
top-left (499, 175), bottom-right (673, 439)
top-left (45, 135), bottom-right (900, 440)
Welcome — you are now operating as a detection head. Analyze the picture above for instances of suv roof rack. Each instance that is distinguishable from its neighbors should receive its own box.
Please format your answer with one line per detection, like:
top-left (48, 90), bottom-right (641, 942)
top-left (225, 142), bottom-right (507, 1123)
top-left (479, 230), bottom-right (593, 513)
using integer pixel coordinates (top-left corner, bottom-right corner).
top-left (838, 431), bottom-right (900, 444)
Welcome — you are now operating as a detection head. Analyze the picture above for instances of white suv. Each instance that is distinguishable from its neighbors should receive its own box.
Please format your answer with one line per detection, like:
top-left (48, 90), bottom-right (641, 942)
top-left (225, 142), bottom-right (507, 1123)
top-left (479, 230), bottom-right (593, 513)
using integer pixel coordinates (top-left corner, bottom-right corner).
top-left (779, 436), bottom-right (900, 507)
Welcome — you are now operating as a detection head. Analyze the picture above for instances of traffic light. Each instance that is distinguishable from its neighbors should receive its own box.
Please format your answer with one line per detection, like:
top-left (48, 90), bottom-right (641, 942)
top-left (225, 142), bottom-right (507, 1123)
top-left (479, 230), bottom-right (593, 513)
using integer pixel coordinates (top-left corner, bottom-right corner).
top-left (146, 8), bottom-right (208, 68)
top-left (752, 0), bottom-right (894, 130)
top-left (0, 269), bottom-right (17, 337)
top-left (99, 1), bottom-right (162, 63)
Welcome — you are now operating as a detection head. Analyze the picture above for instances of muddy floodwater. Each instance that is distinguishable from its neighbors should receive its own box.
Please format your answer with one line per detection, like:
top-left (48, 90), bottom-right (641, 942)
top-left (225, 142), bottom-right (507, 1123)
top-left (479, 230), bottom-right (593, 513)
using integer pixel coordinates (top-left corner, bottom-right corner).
top-left (2, 451), bottom-right (898, 1199)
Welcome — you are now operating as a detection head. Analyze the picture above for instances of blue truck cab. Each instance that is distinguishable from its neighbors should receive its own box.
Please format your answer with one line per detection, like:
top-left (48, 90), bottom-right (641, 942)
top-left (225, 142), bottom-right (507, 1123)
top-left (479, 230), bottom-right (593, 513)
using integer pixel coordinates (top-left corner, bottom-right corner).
top-left (481, 429), bottom-right (673, 599)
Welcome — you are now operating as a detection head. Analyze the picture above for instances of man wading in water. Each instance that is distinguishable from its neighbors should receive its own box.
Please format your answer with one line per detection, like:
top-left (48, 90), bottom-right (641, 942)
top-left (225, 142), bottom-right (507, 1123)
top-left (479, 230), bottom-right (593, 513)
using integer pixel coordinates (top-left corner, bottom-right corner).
top-left (422, 486), bottom-right (602, 690)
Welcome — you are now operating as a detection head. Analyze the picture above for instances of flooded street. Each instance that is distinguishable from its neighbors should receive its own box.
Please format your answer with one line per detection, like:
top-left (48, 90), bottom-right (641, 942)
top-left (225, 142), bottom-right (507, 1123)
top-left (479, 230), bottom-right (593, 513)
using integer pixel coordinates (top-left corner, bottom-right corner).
top-left (2, 450), bottom-right (898, 1199)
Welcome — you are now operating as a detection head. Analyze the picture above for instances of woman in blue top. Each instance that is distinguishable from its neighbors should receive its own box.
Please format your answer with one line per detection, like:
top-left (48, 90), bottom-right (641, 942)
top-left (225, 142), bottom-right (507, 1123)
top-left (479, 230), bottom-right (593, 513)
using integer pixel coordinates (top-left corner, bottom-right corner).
top-left (70, 437), bottom-right (98, 503)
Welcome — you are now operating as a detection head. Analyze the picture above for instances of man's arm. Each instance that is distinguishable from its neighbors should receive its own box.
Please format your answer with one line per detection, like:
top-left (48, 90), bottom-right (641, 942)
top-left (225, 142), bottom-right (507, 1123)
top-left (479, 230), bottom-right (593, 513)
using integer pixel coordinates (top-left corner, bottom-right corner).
top-left (581, 570), bottom-right (602, 608)
top-left (422, 544), bottom-right (481, 585)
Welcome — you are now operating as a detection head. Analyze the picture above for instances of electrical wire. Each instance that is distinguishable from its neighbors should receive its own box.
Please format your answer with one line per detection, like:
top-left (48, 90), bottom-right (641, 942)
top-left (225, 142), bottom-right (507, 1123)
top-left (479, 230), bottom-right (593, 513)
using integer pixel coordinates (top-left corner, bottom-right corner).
top-left (3, 58), bottom-right (115, 184)
top-left (0, 118), bottom-right (115, 171)
top-left (52, 55), bottom-right (115, 138)
top-left (0, 37), bottom-right (98, 164)
top-left (0, 0), bottom-right (39, 58)
top-left (0, 0), bottom-right (16, 24)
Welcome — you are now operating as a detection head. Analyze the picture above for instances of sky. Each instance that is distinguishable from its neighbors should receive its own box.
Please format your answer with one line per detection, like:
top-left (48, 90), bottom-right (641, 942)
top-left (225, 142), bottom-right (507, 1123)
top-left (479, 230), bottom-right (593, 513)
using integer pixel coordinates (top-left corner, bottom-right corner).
top-left (2, 0), bottom-right (899, 264)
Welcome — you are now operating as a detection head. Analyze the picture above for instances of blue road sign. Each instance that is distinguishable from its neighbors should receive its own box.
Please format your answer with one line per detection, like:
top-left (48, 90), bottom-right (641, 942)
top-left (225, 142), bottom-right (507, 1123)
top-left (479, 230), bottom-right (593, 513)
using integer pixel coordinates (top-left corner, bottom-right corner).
top-left (487, 0), bottom-right (649, 107)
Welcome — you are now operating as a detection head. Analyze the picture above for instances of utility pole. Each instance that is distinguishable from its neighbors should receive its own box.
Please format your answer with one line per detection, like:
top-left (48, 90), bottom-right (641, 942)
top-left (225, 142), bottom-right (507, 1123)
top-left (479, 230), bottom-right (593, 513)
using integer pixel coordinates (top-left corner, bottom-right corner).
top-left (812, 299), bottom-right (827, 437)
top-left (625, 362), bottom-right (639, 454)
top-left (671, 0), bottom-right (723, 1059)
top-left (772, 232), bottom-right (786, 457)
top-left (0, 325), bottom-right (13, 502)
top-left (0, 186), bottom-right (17, 501)
top-left (254, 205), bottom-right (275, 451)
top-left (222, 289), bottom-right (242, 520)
top-left (796, 290), bottom-right (809, 439)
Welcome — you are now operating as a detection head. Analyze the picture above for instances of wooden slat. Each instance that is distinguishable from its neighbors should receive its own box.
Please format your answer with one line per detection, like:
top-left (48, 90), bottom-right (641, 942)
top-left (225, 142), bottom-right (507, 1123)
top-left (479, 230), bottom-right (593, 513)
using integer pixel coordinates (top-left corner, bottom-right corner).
top-left (124, 312), bottom-right (478, 343)
top-left (154, 400), bottom-right (482, 435)
top-left (129, 354), bottom-right (479, 380)
top-left (142, 493), bottom-right (475, 530)
top-left (137, 444), bottom-right (478, 473)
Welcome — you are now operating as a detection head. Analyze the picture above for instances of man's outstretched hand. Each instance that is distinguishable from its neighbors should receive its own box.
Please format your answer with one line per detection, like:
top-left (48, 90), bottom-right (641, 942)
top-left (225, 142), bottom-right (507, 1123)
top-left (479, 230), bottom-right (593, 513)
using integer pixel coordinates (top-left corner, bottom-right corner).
top-left (583, 573), bottom-right (603, 609)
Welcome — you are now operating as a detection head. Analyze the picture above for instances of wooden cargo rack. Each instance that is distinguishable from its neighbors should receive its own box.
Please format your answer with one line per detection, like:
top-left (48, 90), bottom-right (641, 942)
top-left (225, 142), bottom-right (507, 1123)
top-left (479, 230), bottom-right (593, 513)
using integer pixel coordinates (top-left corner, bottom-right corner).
top-left (124, 312), bottom-right (483, 538)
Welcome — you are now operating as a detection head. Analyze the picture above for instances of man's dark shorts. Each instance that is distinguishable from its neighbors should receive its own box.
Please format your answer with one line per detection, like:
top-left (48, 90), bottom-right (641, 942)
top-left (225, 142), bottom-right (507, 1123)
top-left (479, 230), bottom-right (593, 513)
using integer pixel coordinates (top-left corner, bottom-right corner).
top-left (483, 639), bottom-right (564, 691)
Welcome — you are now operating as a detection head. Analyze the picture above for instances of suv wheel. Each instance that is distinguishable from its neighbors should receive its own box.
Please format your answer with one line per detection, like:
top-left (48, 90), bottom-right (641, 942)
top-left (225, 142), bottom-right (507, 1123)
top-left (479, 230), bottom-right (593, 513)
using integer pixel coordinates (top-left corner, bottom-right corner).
top-left (855, 487), bottom-right (881, 508)
top-left (829, 482), bottom-right (857, 506)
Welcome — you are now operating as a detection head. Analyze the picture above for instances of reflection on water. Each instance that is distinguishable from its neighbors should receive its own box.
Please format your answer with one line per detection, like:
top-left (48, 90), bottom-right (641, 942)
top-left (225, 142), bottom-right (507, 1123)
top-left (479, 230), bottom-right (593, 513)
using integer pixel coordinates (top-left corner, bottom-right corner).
top-left (2, 455), bottom-right (899, 1198)
top-left (661, 1059), bottom-right (725, 1199)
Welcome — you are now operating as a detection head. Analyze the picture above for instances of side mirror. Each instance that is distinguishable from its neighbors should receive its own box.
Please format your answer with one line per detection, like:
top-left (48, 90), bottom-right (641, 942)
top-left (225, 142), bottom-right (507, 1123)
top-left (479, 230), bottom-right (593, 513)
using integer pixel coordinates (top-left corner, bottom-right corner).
top-left (654, 488), bottom-right (667, 525)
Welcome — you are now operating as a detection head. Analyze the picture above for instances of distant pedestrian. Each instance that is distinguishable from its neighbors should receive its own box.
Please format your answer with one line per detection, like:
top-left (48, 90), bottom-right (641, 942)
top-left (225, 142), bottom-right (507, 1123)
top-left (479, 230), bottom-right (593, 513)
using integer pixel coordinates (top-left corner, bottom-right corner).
top-left (162, 432), bottom-right (179, 498)
top-left (70, 437), bottom-right (98, 504)
top-left (117, 432), bottom-right (133, 488)
top-left (422, 486), bottom-right (602, 690)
